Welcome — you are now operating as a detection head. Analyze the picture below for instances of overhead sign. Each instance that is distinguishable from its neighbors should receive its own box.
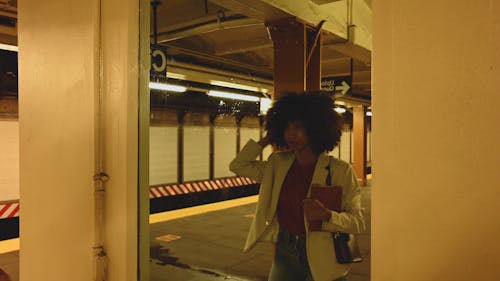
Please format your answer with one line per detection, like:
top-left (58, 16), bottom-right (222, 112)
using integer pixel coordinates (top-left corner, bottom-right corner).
top-left (151, 45), bottom-right (167, 77)
top-left (321, 76), bottom-right (352, 96)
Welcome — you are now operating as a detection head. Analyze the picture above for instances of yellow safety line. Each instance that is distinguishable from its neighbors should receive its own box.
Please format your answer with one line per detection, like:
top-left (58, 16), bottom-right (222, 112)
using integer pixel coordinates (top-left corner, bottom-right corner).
top-left (0, 238), bottom-right (19, 254)
top-left (0, 196), bottom-right (259, 253)
top-left (149, 195), bottom-right (258, 224)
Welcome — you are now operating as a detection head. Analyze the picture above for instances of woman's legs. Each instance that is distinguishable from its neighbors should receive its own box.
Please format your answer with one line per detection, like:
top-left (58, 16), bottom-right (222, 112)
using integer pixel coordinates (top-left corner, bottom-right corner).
top-left (268, 230), bottom-right (311, 281)
top-left (268, 229), bottom-right (350, 281)
top-left (268, 246), bottom-right (305, 281)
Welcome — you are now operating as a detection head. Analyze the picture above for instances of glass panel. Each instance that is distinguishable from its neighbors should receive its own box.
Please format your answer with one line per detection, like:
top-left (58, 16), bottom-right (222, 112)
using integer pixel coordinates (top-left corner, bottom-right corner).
top-left (143, 2), bottom-right (372, 281)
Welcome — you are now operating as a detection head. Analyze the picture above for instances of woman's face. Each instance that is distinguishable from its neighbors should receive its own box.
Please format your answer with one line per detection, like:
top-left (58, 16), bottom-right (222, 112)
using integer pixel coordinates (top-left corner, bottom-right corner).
top-left (284, 121), bottom-right (310, 152)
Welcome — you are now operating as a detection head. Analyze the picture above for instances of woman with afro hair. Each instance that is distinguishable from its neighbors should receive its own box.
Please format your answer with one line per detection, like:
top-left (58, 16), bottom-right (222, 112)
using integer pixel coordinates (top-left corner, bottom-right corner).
top-left (230, 92), bottom-right (365, 281)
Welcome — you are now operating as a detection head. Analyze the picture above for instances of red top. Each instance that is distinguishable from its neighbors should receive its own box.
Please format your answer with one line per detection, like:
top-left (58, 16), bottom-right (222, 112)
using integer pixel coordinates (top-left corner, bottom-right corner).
top-left (277, 160), bottom-right (316, 235)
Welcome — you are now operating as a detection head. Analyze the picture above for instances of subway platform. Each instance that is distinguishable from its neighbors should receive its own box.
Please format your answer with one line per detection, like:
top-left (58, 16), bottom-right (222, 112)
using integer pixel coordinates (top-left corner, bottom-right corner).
top-left (0, 182), bottom-right (371, 281)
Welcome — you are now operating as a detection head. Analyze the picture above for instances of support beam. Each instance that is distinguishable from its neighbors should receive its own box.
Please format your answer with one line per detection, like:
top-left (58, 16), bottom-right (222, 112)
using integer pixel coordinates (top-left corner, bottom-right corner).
top-left (212, 0), bottom-right (372, 53)
top-left (268, 18), bottom-right (306, 98)
top-left (157, 18), bottom-right (262, 43)
top-left (214, 37), bottom-right (272, 56)
top-left (209, 0), bottom-right (290, 22)
top-left (268, 17), bottom-right (323, 97)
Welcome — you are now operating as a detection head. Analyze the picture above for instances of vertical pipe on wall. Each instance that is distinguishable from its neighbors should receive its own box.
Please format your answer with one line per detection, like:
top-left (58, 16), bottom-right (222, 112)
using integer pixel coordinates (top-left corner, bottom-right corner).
top-left (93, 0), bottom-right (108, 279)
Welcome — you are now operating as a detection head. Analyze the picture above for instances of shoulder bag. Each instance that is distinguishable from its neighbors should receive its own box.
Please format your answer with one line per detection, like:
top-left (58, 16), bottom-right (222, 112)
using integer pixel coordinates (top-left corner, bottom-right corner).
top-left (326, 157), bottom-right (363, 264)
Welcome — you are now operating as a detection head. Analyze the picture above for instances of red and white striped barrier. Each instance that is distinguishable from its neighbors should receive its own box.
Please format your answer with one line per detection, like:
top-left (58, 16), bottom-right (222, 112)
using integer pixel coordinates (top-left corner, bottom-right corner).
top-left (149, 177), bottom-right (257, 199)
top-left (0, 202), bottom-right (20, 219)
top-left (0, 177), bottom-right (257, 217)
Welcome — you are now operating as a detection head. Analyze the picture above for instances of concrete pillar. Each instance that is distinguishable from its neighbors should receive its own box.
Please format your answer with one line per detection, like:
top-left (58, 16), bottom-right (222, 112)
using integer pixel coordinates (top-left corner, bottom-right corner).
top-left (352, 106), bottom-right (367, 186)
top-left (18, 1), bottom-right (140, 281)
top-left (373, 1), bottom-right (500, 280)
top-left (267, 18), bottom-right (322, 99)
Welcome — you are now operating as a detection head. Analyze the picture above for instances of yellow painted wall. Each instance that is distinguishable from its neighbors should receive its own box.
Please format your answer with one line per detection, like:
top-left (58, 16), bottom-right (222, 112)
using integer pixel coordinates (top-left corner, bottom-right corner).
top-left (0, 120), bottom-right (19, 201)
top-left (372, 1), bottom-right (500, 280)
top-left (18, 0), bottom-right (139, 281)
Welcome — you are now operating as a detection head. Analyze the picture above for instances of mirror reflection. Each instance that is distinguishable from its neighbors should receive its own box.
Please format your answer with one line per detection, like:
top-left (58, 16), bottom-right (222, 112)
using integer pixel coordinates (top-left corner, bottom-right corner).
top-left (146, 1), bottom-right (371, 281)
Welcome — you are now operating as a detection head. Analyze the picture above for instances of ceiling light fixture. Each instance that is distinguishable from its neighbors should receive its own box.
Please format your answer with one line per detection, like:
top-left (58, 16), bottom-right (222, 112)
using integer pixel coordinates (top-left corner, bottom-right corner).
top-left (260, 98), bottom-right (272, 114)
top-left (0, 44), bottom-right (18, 52)
top-left (207, 90), bottom-right (260, 102)
top-left (334, 107), bottom-right (346, 114)
top-left (210, 80), bottom-right (259, 92)
top-left (209, 80), bottom-right (270, 94)
top-left (149, 82), bottom-right (187, 92)
top-left (366, 111), bottom-right (372, 117)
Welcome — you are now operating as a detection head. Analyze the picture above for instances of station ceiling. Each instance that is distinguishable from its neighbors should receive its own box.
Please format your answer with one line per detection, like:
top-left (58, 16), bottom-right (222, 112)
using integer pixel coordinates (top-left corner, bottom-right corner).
top-left (152, 0), bottom-right (372, 104)
top-left (0, 0), bottom-right (372, 104)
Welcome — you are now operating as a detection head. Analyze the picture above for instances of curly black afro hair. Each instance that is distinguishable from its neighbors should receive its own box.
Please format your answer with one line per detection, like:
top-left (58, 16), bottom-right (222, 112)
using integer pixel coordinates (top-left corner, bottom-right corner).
top-left (265, 92), bottom-right (343, 154)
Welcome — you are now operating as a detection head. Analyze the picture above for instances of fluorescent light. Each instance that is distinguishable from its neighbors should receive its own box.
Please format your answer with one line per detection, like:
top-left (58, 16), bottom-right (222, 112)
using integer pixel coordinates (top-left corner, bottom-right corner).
top-left (366, 111), bottom-right (372, 117)
top-left (334, 107), bottom-right (346, 114)
top-left (260, 98), bottom-right (272, 114)
top-left (210, 80), bottom-right (270, 95)
top-left (207, 90), bottom-right (260, 102)
top-left (149, 82), bottom-right (186, 92)
top-left (0, 44), bottom-right (18, 52)
top-left (210, 80), bottom-right (260, 92)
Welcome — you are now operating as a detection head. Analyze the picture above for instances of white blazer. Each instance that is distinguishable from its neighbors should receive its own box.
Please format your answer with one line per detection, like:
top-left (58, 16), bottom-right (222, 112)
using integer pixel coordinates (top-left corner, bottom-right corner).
top-left (230, 139), bottom-right (365, 281)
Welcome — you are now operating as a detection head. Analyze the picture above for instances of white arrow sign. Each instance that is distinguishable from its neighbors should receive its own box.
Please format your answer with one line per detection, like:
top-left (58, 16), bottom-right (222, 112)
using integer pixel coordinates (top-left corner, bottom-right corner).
top-left (336, 80), bottom-right (350, 95)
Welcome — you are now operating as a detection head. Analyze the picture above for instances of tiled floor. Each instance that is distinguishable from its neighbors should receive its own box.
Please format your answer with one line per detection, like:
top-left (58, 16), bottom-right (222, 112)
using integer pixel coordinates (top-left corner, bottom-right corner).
top-left (0, 250), bottom-right (18, 281)
top-left (0, 183), bottom-right (371, 281)
top-left (149, 183), bottom-right (372, 280)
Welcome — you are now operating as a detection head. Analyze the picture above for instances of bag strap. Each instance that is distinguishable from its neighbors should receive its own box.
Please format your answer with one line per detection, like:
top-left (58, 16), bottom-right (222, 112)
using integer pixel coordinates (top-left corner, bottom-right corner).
top-left (325, 156), bottom-right (332, 186)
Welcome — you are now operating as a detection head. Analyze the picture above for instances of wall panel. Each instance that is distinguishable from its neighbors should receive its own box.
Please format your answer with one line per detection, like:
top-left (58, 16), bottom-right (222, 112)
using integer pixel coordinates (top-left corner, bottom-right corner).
top-left (214, 127), bottom-right (237, 178)
top-left (149, 126), bottom-right (177, 185)
top-left (183, 126), bottom-right (209, 181)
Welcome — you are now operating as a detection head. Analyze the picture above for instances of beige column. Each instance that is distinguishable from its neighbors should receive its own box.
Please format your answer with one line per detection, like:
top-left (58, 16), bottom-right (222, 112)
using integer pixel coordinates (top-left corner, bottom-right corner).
top-left (18, 1), bottom-right (140, 281)
top-left (373, 0), bottom-right (500, 280)
top-left (352, 106), bottom-right (367, 186)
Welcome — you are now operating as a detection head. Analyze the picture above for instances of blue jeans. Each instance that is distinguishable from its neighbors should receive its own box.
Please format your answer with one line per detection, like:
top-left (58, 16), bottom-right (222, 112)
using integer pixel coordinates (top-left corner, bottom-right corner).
top-left (268, 229), bottom-right (347, 281)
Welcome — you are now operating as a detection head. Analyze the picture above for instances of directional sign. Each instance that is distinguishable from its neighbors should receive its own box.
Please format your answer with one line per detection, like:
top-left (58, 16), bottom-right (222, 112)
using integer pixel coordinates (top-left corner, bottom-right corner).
top-left (321, 76), bottom-right (352, 96)
top-left (150, 44), bottom-right (168, 78)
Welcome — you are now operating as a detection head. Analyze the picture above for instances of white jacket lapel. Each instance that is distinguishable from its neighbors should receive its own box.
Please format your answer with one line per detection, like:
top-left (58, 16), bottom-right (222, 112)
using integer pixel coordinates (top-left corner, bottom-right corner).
top-left (309, 153), bottom-right (331, 193)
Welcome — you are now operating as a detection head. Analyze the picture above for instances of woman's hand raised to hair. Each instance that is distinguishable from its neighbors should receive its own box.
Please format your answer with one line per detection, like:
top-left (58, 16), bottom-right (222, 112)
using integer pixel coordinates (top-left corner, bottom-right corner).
top-left (258, 134), bottom-right (271, 148)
